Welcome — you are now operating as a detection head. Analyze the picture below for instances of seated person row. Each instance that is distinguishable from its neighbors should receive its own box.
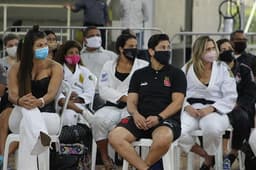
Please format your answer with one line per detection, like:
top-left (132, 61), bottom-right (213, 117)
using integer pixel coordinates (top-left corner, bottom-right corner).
top-left (109, 34), bottom-right (187, 170)
top-left (178, 36), bottom-right (237, 170)
top-left (7, 25), bottom-right (63, 169)
top-left (91, 32), bottom-right (148, 169)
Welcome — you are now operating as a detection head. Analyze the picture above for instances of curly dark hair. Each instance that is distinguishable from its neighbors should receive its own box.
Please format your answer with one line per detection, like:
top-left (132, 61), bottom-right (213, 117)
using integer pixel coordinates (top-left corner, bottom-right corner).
top-left (53, 40), bottom-right (82, 65)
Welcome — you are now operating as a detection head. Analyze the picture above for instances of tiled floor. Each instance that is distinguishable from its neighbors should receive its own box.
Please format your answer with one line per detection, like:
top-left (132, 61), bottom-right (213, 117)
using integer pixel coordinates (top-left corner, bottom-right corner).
top-left (8, 151), bottom-right (241, 170)
top-left (95, 151), bottom-right (241, 170)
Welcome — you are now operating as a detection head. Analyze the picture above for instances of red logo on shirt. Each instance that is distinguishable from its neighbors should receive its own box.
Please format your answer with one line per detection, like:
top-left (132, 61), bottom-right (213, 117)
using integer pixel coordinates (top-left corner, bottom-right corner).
top-left (164, 76), bottom-right (171, 87)
top-left (121, 117), bottom-right (129, 124)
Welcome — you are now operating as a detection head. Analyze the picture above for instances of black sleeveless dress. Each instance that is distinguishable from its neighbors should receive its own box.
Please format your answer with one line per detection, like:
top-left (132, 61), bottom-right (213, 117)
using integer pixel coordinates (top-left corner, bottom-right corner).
top-left (31, 77), bottom-right (55, 112)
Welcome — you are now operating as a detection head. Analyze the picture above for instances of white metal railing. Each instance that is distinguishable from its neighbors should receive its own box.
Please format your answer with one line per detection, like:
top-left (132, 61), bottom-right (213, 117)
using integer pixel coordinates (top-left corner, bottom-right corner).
top-left (4, 25), bottom-right (163, 48)
top-left (0, 3), bottom-right (71, 39)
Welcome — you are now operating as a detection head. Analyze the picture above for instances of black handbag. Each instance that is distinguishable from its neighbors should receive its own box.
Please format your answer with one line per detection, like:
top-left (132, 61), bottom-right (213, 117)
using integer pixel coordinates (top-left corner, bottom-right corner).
top-left (59, 124), bottom-right (91, 144)
top-left (50, 143), bottom-right (90, 170)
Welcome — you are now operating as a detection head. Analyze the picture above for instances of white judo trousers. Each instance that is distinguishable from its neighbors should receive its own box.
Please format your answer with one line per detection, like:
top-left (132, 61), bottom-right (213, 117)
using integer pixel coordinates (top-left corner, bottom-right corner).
top-left (92, 106), bottom-right (129, 141)
top-left (179, 61), bottom-right (237, 156)
top-left (249, 128), bottom-right (256, 156)
top-left (180, 104), bottom-right (229, 155)
top-left (8, 106), bottom-right (60, 170)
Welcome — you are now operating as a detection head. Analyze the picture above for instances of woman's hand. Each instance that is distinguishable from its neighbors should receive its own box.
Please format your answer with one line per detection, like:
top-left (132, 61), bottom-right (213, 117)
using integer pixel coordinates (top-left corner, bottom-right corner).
top-left (133, 112), bottom-right (148, 130)
top-left (18, 93), bottom-right (40, 109)
top-left (198, 106), bottom-right (215, 117)
top-left (184, 105), bottom-right (201, 118)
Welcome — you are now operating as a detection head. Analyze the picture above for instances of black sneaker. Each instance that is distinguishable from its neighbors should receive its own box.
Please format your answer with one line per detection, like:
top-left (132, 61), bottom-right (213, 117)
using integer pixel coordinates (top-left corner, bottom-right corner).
top-left (150, 159), bottom-right (163, 170)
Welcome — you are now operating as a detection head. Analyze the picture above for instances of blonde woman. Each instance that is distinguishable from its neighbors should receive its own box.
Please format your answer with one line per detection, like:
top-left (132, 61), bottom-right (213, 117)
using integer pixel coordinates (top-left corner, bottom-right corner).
top-left (178, 36), bottom-right (237, 170)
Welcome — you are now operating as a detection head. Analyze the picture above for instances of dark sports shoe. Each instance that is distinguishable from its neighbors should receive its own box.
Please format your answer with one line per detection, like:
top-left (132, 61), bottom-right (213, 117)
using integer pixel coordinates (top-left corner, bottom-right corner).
top-left (150, 159), bottom-right (163, 170)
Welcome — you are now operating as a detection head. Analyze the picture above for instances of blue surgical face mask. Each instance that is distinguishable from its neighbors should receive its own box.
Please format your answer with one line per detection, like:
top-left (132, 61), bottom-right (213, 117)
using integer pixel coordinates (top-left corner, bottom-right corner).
top-left (34, 46), bottom-right (48, 60)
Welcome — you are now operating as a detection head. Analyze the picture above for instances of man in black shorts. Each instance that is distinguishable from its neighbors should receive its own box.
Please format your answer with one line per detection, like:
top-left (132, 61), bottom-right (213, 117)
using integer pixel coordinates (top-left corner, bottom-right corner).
top-left (108, 34), bottom-right (187, 170)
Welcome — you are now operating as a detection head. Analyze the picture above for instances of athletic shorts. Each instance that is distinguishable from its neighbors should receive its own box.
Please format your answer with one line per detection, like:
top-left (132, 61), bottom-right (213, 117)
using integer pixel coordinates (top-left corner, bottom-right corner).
top-left (117, 116), bottom-right (181, 141)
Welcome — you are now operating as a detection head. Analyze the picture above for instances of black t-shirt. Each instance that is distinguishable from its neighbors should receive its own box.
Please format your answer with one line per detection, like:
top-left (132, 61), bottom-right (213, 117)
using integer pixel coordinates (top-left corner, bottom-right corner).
top-left (128, 65), bottom-right (187, 123)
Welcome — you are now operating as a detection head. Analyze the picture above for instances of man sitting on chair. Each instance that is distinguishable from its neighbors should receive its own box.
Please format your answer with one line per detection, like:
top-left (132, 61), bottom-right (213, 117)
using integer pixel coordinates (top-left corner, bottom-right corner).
top-left (108, 34), bottom-right (187, 170)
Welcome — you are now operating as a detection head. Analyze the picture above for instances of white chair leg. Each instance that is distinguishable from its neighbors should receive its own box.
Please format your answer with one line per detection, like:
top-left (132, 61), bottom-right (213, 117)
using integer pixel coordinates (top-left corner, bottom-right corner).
top-left (3, 134), bottom-right (19, 170)
top-left (174, 145), bottom-right (180, 170)
top-left (38, 149), bottom-right (50, 170)
top-left (91, 139), bottom-right (97, 170)
top-left (187, 151), bottom-right (194, 170)
top-left (214, 136), bottom-right (223, 170)
top-left (163, 144), bottom-right (172, 170)
top-left (238, 150), bottom-right (245, 170)
top-left (122, 159), bottom-right (129, 170)
top-left (169, 142), bottom-right (179, 170)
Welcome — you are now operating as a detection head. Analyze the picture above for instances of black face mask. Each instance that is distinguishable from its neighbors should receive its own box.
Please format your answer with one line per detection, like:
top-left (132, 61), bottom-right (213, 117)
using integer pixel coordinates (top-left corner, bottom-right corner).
top-left (123, 48), bottom-right (138, 61)
top-left (233, 41), bottom-right (247, 54)
top-left (219, 50), bottom-right (234, 63)
top-left (154, 51), bottom-right (171, 65)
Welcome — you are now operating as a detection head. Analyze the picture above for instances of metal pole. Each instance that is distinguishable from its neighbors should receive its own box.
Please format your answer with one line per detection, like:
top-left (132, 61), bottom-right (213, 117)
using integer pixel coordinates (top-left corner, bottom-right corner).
top-left (240, 0), bottom-right (245, 29)
top-left (3, 5), bottom-right (7, 32)
top-left (67, 8), bottom-right (71, 40)
top-left (245, 0), bottom-right (256, 32)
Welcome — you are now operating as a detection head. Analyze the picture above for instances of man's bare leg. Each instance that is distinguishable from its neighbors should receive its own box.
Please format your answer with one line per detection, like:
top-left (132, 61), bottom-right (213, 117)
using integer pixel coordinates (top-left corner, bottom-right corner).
top-left (145, 126), bottom-right (173, 166)
top-left (109, 127), bottom-right (149, 170)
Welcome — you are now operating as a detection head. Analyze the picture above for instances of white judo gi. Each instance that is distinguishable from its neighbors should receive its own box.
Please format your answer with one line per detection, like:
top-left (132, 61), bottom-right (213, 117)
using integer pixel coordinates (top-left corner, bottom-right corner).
top-left (9, 106), bottom-right (60, 170)
top-left (92, 58), bottom-right (148, 141)
top-left (80, 47), bottom-right (117, 91)
top-left (249, 128), bottom-right (256, 156)
top-left (59, 64), bottom-right (96, 126)
top-left (179, 61), bottom-right (237, 155)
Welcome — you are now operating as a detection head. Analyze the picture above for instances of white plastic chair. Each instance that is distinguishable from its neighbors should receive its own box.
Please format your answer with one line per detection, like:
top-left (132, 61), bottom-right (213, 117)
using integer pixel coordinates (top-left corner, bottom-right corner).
top-left (90, 76), bottom-right (97, 170)
top-left (2, 80), bottom-right (72, 170)
top-left (122, 138), bottom-right (180, 170)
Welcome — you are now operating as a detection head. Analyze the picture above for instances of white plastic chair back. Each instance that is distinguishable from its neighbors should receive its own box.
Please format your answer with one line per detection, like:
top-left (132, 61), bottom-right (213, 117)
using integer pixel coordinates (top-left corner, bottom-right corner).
top-left (55, 80), bottom-right (73, 137)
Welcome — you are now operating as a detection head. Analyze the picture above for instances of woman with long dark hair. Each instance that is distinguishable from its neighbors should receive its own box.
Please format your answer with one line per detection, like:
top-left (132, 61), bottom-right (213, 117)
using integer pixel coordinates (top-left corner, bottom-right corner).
top-left (7, 25), bottom-right (63, 169)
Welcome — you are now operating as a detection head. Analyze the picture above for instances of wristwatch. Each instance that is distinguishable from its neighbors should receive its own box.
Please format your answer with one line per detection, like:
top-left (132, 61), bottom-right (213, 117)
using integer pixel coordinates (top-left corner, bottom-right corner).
top-left (156, 114), bottom-right (164, 122)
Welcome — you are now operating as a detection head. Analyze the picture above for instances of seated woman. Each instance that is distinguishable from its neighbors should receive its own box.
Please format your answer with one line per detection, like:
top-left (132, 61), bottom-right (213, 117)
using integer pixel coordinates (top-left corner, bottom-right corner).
top-left (53, 40), bottom-right (96, 126)
top-left (0, 39), bottom-right (23, 168)
top-left (217, 39), bottom-right (256, 168)
top-left (7, 25), bottom-right (63, 169)
top-left (0, 63), bottom-right (6, 167)
top-left (91, 33), bottom-right (148, 169)
top-left (44, 30), bottom-right (59, 59)
top-left (178, 36), bottom-right (237, 170)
